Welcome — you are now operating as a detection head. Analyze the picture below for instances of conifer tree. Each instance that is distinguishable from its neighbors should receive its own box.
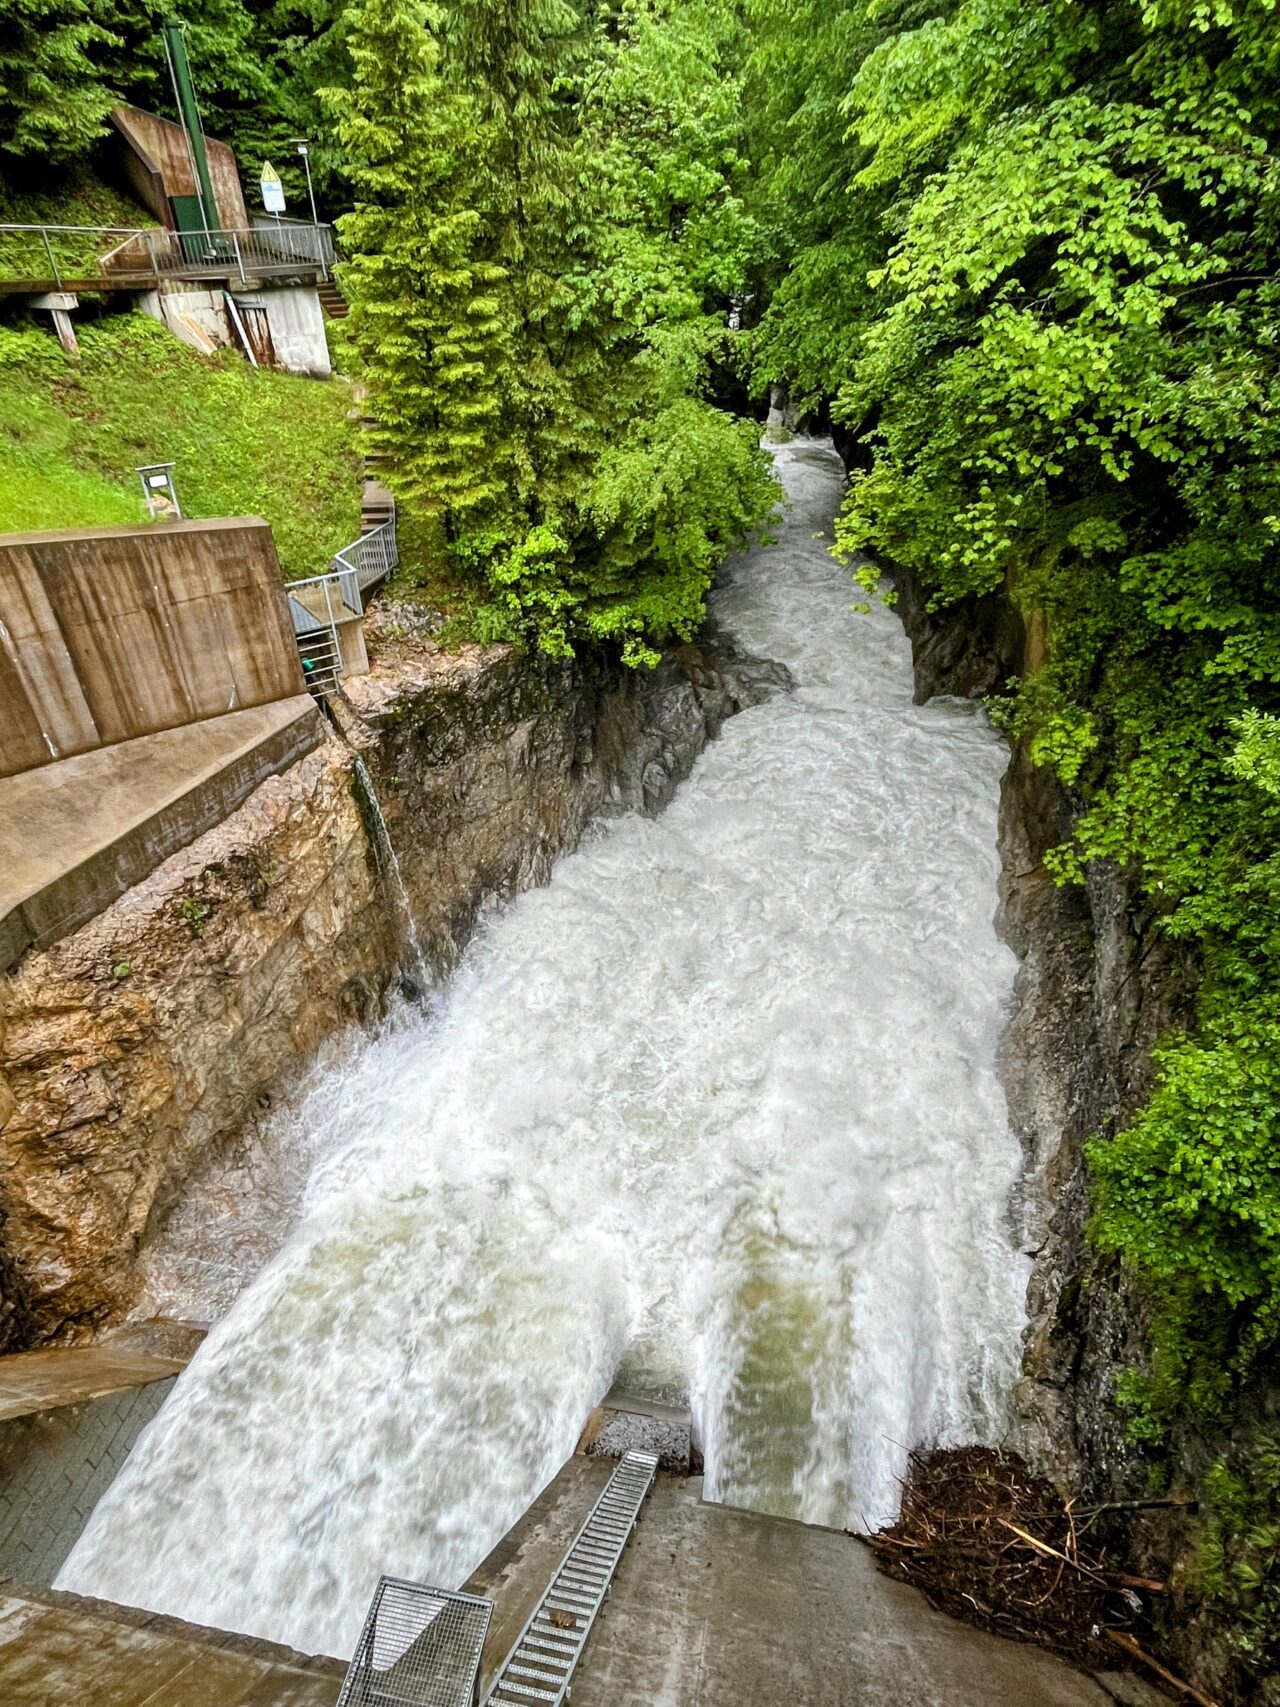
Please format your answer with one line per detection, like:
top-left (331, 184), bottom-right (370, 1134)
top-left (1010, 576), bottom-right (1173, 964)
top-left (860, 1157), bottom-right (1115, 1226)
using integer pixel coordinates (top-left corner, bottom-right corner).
top-left (330, 0), bottom-right (777, 661)
top-left (326, 0), bottom-right (508, 535)
top-left (0, 0), bottom-right (119, 163)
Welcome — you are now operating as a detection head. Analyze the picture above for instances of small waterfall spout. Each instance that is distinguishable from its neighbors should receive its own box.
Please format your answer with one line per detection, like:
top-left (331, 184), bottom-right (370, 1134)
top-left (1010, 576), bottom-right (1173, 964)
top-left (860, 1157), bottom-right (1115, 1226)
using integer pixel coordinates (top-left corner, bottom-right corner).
top-left (351, 753), bottom-right (430, 994)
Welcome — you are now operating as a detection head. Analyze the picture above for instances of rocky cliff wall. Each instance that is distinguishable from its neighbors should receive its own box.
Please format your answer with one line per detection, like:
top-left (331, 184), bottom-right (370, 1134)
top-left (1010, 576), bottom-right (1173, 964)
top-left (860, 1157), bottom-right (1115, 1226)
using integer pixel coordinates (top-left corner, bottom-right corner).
top-left (881, 558), bottom-right (1261, 1698)
top-left (0, 631), bottom-right (782, 1348)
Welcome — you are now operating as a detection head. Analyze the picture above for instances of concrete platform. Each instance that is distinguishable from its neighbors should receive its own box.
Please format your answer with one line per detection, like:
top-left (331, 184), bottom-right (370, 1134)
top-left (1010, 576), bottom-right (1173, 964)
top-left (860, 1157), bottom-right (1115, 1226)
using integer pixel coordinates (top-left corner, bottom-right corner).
top-left (0, 696), bottom-right (325, 969)
top-left (0, 1444), bottom-right (1172, 1704)
top-left (467, 1462), bottom-right (1168, 1707)
top-left (0, 1343), bottom-right (188, 1424)
top-left (0, 1584), bottom-right (344, 1707)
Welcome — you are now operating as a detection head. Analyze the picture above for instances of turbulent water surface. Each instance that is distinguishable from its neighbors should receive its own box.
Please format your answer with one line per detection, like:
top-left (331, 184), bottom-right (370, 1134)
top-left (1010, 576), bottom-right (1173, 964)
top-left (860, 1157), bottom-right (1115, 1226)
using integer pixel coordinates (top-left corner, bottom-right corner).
top-left (60, 442), bottom-right (1027, 1657)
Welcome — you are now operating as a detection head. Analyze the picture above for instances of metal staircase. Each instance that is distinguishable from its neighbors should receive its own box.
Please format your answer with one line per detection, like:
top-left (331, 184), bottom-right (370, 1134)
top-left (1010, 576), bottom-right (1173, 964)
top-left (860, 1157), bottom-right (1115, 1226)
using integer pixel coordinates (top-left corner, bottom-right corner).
top-left (296, 624), bottom-right (343, 694)
top-left (482, 1451), bottom-right (658, 1707)
top-left (287, 506), bottom-right (398, 699)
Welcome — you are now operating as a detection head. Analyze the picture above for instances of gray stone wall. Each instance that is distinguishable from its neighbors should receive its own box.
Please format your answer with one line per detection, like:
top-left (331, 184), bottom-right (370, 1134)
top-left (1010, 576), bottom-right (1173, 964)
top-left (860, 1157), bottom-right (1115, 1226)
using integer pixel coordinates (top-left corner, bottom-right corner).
top-left (0, 1379), bottom-right (174, 1586)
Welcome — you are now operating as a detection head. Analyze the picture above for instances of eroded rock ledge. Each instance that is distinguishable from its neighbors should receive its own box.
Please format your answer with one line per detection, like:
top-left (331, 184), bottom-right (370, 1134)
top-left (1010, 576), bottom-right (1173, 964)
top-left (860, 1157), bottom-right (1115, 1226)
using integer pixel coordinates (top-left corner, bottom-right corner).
top-left (0, 631), bottom-right (786, 1348)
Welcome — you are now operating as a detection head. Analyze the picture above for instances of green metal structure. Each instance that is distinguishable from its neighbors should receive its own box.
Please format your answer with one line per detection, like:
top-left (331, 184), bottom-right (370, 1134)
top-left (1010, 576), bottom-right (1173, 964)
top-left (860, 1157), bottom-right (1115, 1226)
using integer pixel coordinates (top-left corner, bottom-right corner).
top-left (162, 20), bottom-right (219, 234)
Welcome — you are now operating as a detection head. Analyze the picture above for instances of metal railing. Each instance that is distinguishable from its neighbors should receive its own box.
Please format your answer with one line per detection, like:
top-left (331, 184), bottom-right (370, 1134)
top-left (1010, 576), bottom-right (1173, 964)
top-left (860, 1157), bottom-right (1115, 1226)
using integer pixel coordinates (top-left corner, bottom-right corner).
top-left (337, 1577), bottom-right (492, 1707)
top-left (287, 512), bottom-right (398, 695)
top-left (0, 221), bottom-right (335, 289)
top-left (286, 566), bottom-right (361, 637)
top-left (0, 224), bottom-right (141, 289)
top-left (251, 214), bottom-right (336, 267)
top-left (333, 513), bottom-right (398, 597)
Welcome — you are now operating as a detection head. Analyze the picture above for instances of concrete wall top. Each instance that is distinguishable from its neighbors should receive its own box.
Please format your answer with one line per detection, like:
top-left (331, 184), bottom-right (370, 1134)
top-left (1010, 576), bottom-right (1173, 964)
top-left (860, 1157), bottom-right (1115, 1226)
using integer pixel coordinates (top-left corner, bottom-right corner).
top-left (0, 517), bottom-right (306, 778)
top-left (0, 517), bottom-right (268, 549)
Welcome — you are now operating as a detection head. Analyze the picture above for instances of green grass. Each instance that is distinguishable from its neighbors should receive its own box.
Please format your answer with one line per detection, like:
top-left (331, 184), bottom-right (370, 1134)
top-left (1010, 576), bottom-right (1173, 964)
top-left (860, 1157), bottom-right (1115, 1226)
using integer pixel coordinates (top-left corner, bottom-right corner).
top-left (0, 172), bottom-right (159, 284)
top-left (0, 314), bottom-right (361, 574)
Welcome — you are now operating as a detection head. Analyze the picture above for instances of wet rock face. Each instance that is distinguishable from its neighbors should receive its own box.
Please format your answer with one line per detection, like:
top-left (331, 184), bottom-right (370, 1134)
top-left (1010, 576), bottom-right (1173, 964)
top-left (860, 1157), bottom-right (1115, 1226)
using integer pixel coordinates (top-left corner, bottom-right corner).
top-left (886, 563), bottom-right (1026, 705)
top-left (887, 559), bottom-right (1255, 1693)
top-left (0, 747), bottom-right (388, 1344)
top-left (889, 565), bottom-right (1195, 1496)
top-left (880, 560), bottom-right (1186, 1485)
top-left (0, 635), bottom-right (774, 1345)
top-left (995, 747), bottom-right (1194, 1496)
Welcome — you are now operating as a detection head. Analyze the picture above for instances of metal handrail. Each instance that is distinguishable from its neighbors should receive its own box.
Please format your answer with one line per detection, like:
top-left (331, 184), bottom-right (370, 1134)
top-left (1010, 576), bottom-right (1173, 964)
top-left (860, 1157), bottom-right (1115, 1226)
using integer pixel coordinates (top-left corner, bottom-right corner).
top-left (0, 223), bottom-right (148, 235)
top-left (332, 513), bottom-right (398, 593)
top-left (0, 221), bottom-right (335, 288)
top-left (287, 514), bottom-right (398, 637)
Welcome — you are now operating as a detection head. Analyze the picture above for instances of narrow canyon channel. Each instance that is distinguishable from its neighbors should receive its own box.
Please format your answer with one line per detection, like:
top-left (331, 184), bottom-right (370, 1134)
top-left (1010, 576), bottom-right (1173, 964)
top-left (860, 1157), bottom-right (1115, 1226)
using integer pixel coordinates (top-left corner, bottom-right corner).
top-left (58, 441), bottom-right (1029, 1659)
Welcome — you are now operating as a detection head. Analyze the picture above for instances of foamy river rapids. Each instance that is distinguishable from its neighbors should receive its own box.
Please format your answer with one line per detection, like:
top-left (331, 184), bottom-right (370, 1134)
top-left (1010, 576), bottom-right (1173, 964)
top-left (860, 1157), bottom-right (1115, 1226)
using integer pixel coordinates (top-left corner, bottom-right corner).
top-left (60, 441), bottom-right (1027, 1657)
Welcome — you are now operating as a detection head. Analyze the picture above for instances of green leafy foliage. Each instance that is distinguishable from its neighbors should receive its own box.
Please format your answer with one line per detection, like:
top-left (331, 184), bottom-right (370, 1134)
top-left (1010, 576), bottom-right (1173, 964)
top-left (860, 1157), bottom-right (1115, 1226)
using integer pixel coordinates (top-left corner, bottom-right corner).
top-left (327, 0), bottom-right (777, 661)
top-left (0, 0), bottom-right (120, 165)
top-left (1197, 1447), bottom-right (1280, 1690)
top-left (743, 0), bottom-right (1280, 1455)
top-left (0, 315), bottom-right (359, 571)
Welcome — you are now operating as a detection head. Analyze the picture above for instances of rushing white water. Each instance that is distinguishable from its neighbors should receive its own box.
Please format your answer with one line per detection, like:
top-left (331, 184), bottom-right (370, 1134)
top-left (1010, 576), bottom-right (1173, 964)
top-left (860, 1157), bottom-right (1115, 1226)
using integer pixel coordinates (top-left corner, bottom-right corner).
top-left (60, 442), bottom-right (1027, 1658)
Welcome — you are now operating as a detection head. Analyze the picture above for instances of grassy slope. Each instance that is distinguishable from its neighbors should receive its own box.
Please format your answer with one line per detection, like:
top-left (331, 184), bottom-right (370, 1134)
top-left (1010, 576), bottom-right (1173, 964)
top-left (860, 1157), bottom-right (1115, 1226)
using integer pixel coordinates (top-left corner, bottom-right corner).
top-left (0, 173), bottom-right (161, 284)
top-left (0, 314), bottom-right (361, 574)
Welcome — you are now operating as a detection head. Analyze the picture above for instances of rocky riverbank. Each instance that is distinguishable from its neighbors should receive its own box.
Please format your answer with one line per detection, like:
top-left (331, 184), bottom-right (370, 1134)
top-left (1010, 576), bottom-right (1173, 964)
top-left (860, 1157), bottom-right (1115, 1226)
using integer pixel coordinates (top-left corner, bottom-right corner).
top-left (0, 625), bottom-right (785, 1348)
top-left (884, 553), bottom-right (1261, 1701)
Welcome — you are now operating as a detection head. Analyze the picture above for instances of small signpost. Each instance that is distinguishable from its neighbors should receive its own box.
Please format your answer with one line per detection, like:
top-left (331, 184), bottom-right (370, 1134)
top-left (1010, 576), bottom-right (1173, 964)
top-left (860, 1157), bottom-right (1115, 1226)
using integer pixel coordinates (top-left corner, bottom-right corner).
top-left (136, 463), bottom-right (182, 521)
top-left (260, 163), bottom-right (286, 215)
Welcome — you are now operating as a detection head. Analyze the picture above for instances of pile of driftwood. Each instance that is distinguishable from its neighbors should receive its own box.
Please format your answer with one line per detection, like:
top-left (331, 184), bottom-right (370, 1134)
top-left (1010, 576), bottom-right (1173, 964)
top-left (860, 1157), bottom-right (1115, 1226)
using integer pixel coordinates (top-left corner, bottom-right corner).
top-left (866, 1447), bottom-right (1216, 1706)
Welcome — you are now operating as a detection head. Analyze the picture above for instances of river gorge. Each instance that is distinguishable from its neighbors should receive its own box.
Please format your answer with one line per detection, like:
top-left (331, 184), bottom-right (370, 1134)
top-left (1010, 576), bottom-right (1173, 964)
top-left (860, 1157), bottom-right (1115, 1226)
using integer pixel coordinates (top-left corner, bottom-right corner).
top-left (50, 441), bottom-right (1030, 1659)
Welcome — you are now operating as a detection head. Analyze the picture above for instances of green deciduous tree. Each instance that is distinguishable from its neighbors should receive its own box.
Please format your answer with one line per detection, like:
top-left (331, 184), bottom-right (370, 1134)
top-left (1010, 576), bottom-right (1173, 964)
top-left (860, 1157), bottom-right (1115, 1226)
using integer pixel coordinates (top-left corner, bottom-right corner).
top-left (744, 0), bottom-right (1280, 1457)
top-left (330, 0), bottom-right (777, 663)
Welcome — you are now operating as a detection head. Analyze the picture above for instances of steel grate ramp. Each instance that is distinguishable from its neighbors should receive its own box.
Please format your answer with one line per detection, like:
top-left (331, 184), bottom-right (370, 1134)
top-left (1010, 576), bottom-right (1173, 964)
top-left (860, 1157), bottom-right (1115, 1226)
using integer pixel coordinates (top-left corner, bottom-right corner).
top-left (483, 1450), bottom-right (659, 1707)
top-left (337, 1577), bottom-right (493, 1707)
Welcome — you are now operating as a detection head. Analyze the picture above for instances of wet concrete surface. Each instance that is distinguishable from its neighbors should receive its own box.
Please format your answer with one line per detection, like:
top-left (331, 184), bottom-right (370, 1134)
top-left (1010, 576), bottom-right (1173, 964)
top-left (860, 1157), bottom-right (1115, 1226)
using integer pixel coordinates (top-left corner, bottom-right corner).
top-left (0, 1344), bottom-right (188, 1424)
top-left (0, 1456), bottom-right (1171, 1705)
top-left (470, 1461), bottom-right (1169, 1707)
top-left (569, 1476), bottom-right (1131, 1706)
top-left (0, 1584), bottom-right (344, 1706)
top-left (0, 695), bottom-right (324, 967)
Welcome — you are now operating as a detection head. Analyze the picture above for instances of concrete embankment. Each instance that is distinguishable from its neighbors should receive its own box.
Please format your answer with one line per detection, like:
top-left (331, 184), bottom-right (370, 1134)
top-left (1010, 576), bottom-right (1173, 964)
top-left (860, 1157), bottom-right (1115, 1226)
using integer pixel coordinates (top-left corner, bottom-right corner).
top-left (0, 1440), bottom-right (1169, 1707)
top-left (0, 1582), bottom-right (345, 1707)
top-left (0, 1329), bottom-right (202, 1587)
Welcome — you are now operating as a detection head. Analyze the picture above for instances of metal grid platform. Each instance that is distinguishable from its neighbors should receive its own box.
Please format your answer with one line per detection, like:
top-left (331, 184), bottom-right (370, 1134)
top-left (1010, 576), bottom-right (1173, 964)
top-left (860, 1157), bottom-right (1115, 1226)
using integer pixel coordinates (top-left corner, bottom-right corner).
top-left (337, 1577), bottom-right (493, 1707)
top-left (483, 1449), bottom-right (659, 1706)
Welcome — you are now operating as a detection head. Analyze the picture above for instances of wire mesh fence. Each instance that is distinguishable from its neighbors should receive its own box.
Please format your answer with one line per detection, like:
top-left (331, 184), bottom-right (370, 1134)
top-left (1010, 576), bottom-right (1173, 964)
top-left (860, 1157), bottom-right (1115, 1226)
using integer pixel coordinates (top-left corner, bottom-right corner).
top-left (337, 1577), bottom-right (493, 1707)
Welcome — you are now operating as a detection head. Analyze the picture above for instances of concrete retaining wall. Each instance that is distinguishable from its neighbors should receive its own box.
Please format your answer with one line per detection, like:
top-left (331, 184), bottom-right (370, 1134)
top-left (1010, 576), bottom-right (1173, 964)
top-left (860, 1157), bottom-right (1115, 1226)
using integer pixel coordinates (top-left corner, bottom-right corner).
top-left (259, 286), bottom-right (331, 378)
top-left (111, 105), bottom-right (249, 231)
top-left (0, 1379), bottom-right (175, 1586)
top-left (0, 518), bottom-right (306, 778)
top-left (136, 284), bottom-right (332, 377)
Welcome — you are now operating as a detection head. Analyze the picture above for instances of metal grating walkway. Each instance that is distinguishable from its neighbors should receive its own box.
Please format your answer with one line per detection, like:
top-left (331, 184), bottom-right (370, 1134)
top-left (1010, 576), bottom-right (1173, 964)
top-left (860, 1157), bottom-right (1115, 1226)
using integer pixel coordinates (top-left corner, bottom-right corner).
top-left (483, 1450), bottom-right (659, 1707)
top-left (337, 1577), bottom-right (492, 1707)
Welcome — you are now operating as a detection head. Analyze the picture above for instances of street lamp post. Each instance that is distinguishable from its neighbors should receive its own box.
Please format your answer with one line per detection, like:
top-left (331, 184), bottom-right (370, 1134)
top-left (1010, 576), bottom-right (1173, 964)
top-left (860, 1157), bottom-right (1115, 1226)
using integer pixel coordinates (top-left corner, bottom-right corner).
top-left (293, 139), bottom-right (319, 226)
